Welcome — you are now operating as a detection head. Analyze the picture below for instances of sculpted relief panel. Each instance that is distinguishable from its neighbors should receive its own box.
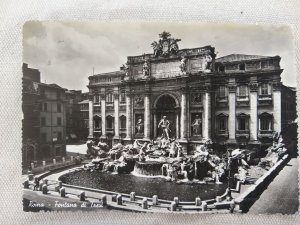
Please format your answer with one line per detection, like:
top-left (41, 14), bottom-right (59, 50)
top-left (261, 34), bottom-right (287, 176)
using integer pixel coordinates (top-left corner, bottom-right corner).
top-left (151, 61), bottom-right (182, 78)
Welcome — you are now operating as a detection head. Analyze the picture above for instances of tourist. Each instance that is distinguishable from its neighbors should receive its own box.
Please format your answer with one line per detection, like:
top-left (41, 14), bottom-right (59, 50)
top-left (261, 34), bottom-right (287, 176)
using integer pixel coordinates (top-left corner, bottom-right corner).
top-left (33, 177), bottom-right (39, 191)
top-left (75, 153), bottom-right (83, 165)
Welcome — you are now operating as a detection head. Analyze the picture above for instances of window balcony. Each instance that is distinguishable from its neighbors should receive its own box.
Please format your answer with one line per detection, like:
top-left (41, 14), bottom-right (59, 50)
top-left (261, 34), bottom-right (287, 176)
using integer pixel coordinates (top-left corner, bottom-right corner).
top-left (106, 104), bottom-right (114, 110)
top-left (236, 96), bottom-right (249, 106)
top-left (258, 94), bottom-right (272, 106)
top-left (93, 102), bottom-right (101, 107)
top-left (120, 128), bottom-right (126, 133)
top-left (236, 130), bottom-right (250, 138)
top-left (258, 130), bottom-right (273, 138)
top-left (106, 128), bottom-right (114, 134)
top-left (216, 96), bottom-right (228, 107)
top-left (215, 130), bottom-right (229, 138)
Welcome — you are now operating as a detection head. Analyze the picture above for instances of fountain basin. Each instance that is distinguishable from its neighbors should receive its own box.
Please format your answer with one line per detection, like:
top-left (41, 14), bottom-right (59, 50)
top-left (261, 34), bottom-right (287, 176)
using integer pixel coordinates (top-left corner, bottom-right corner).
top-left (60, 170), bottom-right (234, 201)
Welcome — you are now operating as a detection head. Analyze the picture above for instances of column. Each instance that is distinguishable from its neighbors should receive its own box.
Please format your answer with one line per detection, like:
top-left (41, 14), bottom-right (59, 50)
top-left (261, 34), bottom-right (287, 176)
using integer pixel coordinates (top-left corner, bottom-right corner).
top-left (228, 85), bottom-right (236, 142)
top-left (144, 94), bottom-right (151, 140)
top-left (203, 89), bottom-right (211, 140)
top-left (88, 95), bottom-right (94, 139)
top-left (176, 112), bottom-right (180, 139)
top-left (153, 112), bottom-right (157, 138)
top-left (100, 95), bottom-right (106, 139)
top-left (125, 93), bottom-right (132, 140)
top-left (273, 82), bottom-right (282, 132)
top-left (180, 92), bottom-right (187, 139)
top-left (114, 94), bottom-right (120, 139)
top-left (249, 83), bottom-right (258, 142)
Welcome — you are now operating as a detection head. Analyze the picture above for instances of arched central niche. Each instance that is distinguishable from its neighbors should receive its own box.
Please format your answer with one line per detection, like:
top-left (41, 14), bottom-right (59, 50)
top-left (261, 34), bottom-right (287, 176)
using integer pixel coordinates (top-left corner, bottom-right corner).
top-left (156, 94), bottom-right (177, 110)
top-left (155, 94), bottom-right (178, 139)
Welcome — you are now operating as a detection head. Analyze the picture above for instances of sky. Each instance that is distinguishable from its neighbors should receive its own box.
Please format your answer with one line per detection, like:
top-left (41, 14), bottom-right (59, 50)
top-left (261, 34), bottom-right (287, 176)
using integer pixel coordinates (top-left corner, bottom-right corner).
top-left (23, 21), bottom-right (296, 92)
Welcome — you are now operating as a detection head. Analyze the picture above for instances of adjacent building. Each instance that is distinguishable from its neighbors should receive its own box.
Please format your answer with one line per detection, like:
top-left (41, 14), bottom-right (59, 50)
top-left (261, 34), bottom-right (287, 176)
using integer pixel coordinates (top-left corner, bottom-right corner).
top-left (65, 90), bottom-right (85, 142)
top-left (22, 63), bottom-right (68, 167)
top-left (22, 63), bottom-right (41, 166)
top-left (38, 83), bottom-right (67, 158)
top-left (78, 92), bottom-right (90, 140)
top-left (86, 32), bottom-right (297, 154)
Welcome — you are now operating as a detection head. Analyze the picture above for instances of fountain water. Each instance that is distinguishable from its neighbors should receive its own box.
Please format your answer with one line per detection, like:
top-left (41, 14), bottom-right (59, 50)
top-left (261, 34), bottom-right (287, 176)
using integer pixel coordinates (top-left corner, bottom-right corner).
top-left (112, 164), bottom-right (119, 174)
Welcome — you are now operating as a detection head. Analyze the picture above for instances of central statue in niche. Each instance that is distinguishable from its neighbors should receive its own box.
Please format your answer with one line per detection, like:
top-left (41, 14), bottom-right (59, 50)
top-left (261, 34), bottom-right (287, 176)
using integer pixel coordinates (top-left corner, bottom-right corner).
top-left (158, 116), bottom-right (170, 140)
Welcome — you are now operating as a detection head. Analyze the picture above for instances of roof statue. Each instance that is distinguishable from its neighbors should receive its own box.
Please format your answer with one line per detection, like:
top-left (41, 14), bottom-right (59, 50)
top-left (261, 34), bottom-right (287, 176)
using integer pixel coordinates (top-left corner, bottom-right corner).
top-left (151, 31), bottom-right (181, 58)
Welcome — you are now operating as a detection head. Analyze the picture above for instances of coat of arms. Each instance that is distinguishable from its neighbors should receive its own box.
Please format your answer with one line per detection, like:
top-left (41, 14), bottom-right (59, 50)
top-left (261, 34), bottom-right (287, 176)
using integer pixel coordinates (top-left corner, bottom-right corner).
top-left (151, 31), bottom-right (181, 58)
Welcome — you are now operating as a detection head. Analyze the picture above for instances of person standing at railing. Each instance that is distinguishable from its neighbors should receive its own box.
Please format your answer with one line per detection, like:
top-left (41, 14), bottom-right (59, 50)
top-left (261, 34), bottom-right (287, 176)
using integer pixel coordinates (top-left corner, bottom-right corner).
top-left (33, 177), bottom-right (39, 191)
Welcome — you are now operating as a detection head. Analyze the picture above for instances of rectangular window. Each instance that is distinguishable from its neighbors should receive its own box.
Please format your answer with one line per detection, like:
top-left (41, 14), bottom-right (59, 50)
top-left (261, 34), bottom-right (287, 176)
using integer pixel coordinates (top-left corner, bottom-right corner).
top-left (219, 118), bottom-right (226, 131)
top-left (260, 119), bottom-right (269, 130)
top-left (238, 85), bottom-right (248, 97)
top-left (41, 117), bottom-right (46, 126)
top-left (218, 86), bottom-right (226, 98)
top-left (120, 117), bottom-right (126, 129)
top-left (260, 118), bottom-right (272, 131)
top-left (57, 132), bottom-right (62, 141)
top-left (120, 91), bottom-right (126, 103)
top-left (44, 103), bottom-right (47, 111)
top-left (94, 95), bottom-right (100, 103)
top-left (56, 92), bottom-right (61, 100)
top-left (106, 93), bottom-right (113, 103)
top-left (41, 133), bottom-right (47, 142)
top-left (238, 118), bottom-right (247, 130)
top-left (239, 64), bottom-right (245, 70)
top-left (106, 117), bottom-right (113, 129)
top-left (57, 117), bottom-right (62, 126)
top-left (260, 83), bottom-right (269, 95)
top-left (57, 103), bottom-right (61, 112)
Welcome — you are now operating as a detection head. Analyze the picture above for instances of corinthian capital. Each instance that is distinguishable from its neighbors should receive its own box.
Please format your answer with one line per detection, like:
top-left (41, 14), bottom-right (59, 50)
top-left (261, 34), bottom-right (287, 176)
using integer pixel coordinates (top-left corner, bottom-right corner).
top-left (249, 83), bottom-right (259, 92)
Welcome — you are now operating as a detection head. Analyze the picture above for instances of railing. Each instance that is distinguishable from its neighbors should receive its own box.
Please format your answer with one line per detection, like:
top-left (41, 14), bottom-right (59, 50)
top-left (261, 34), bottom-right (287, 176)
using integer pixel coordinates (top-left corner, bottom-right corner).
top-left (258, 95), bottom-right (272, 105)
top-left (236, 130), bottom-right (249, 134)
top-left (258, 130), bottom-right (273, 138)
top-left (23, 175), bottom-right (235, 213)
top-left (106, 128), bottom-right (114, 133)
top-left (258, 94), bottom-right (272, 100)
top-left (216, 130), bottom-right (229, 137)
top-left (236, 96), bottom-right (249, 106)
top-left (259, 130), bottom-right (273, 134)
top-left (236, 130), bottom-right (250, 138)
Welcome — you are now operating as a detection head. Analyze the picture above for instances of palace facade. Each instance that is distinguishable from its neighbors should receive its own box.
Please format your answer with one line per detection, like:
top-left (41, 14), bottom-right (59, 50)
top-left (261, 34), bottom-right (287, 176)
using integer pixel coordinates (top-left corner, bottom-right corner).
top-left (86, 32), bottom-right (296, 154)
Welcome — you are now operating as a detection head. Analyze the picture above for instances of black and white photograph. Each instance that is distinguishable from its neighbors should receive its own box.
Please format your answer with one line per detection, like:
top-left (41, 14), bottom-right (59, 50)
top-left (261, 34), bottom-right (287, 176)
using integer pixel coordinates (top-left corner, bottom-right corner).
top-left (21, 21), bottom-right (298, 214)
